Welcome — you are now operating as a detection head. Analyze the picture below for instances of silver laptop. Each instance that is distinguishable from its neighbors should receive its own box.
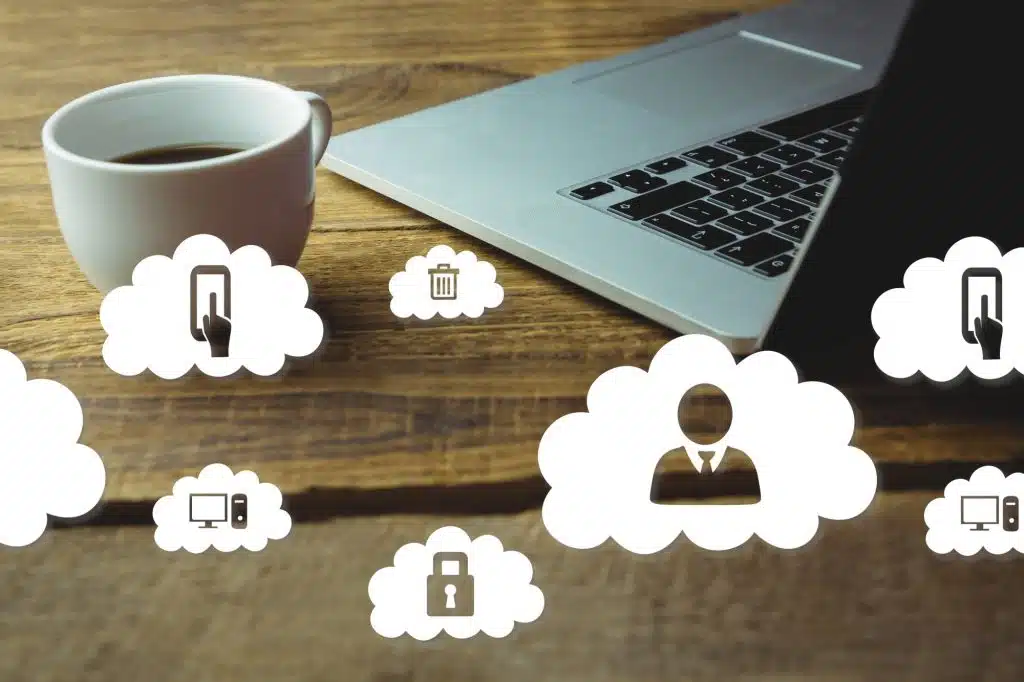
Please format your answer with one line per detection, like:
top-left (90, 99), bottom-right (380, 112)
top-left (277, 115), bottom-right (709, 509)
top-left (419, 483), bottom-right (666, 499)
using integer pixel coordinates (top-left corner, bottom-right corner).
top-left (322, 0), bottom-right (914, 354)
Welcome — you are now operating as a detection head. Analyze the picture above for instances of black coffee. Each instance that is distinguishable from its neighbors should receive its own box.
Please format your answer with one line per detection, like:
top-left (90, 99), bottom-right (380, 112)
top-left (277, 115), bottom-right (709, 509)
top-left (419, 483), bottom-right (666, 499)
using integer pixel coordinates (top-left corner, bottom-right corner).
top-left (111, 144), bottom-right (246, 165)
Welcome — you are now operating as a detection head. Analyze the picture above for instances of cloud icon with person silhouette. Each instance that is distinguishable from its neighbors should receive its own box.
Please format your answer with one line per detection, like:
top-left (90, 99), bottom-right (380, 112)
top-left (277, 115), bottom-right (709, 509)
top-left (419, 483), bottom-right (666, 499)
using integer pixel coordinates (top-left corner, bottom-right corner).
top-left (872, 236), bottom-right (1024, 382)
top-left (538, 334), bottom-right (878, 554)
top-left (100, 234), bottom-right (324, 379)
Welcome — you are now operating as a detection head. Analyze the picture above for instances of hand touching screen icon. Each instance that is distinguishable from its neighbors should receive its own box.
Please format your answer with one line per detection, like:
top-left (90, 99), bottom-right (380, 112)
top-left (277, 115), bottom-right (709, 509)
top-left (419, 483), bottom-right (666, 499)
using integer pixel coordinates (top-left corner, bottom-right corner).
top-left (961, 267), bottom-right (1003, 360)
top-left (190, 265), bottom-right (232, 357)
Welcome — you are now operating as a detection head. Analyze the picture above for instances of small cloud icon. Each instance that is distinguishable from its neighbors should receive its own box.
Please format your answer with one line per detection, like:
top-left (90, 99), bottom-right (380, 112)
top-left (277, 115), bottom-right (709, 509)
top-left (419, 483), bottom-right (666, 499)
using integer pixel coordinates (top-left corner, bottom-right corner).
top-left (152, 463), bottom-right (291, 553)
top-left (924, 465), bottom-right (1024, 556)
top-left (0, 349), bottom-right (106, 547)
top-left (368, 525), bottom-right (544, 640)
top-left (539, 334), bottom-right (878, 554)
top-left (100, 234), bottom-right (324, 380)
top-left (389, 244), bottom-right (504, 320)
top-left (871, 236), bottom-right (1024, 382)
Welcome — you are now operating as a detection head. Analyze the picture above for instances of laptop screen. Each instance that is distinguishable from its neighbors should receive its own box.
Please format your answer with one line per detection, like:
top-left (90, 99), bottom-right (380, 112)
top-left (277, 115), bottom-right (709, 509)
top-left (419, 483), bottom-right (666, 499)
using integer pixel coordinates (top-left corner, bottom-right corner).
top-left (764, 0), bottom-right (1015, 372)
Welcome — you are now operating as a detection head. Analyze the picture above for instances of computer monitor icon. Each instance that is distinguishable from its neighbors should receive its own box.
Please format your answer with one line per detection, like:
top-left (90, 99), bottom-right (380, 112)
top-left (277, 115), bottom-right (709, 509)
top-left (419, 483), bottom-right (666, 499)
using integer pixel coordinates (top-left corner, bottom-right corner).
top-left (960, 495), bottom-right (999, 531)
top-left (189, 493), bottom-right (228, 529)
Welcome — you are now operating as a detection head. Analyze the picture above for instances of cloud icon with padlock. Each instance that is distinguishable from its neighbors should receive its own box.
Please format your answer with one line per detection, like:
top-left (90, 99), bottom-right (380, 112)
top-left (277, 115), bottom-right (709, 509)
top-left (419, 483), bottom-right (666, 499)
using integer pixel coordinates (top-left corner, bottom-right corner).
top-left (539, 334), bottom-right (878, 554)
top-left (368, 525), bottom-right (545, 640)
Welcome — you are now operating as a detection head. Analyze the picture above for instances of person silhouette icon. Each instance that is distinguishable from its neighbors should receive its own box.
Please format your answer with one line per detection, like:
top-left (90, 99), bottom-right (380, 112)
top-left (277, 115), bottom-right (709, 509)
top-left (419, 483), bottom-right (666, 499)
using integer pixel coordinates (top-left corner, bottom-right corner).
top-left (650, 383), bottom-right (761, 505)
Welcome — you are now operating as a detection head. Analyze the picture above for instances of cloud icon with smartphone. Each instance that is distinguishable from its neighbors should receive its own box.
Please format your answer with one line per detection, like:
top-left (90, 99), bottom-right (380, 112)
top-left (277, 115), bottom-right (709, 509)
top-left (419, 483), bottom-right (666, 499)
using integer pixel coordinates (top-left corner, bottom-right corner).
top-left (872, 236), bottom-right (1024, 382)
top-left (0, 348), bottom-right (106, 547)
top-left (152, 463), bottom-right (292, 553)
top-left (539, 334), bottom-right (878, 554)
top-left (389, 244), bottom-right (504, 320)
top-left (100, 234), bottom-right (324, 379)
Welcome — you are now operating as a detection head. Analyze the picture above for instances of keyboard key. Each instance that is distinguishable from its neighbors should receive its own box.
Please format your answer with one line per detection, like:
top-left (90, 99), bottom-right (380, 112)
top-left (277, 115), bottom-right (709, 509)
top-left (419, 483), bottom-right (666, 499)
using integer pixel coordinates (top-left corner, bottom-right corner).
top-left (609, 169), bottom-right (668, 193)
top-left (645, 157), bottom-right (688, 174)
top-left (761, 144), bottom-right (815, 166)
top-left (671, 200), bottom-right (728, 225)
top-left (682, 146), bottom-right (738, 168)
top-left (755, 197), bottom-right (811, 222)
top-left (644, 214), bottom-right (736, 250)
top-left (570, 182), bottom-right (613, 200)
top-left (716, 131), bottom-right (778, 156)
top-left (625, 176), bottom-right (669, 193)
top-left (816, 150), bottom-right (847, 169)
top-left (790, 183), bottom-right (826, 206)
top-left (716, 232), bottom-right (794, 266)
top-left (774, 217), bottom-right (811, 242)
top-left (831, 120), bottom-right (860, 138)
top-left (780, 162), bottom-right (833, 184)
top-left (709, 187), bottom-right (762, 211)
top-left (607, 181), bottom-right (710, 221)
top-left (746, 174), bottom-right (800, 197)
top-left (758, 90), bottom-right (874, 140)
top-left (729, 156), bottom-right (782, 178)
top-left (718, 211), bottom-right (774, 236)
top-left (692, 168), bottom-right (745, 191)
top-left (797, 131), bottom-right (846, 154)
top-left (754, 254), bottom-right (794, 277)
top-left (608, 170), bottom-right (648, 187)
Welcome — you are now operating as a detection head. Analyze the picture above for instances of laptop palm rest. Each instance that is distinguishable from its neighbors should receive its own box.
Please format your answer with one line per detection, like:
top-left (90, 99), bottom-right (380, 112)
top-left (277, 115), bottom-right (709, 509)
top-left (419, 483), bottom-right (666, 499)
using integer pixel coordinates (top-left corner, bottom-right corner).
top-left (575, 32), bottom-right (860, 120)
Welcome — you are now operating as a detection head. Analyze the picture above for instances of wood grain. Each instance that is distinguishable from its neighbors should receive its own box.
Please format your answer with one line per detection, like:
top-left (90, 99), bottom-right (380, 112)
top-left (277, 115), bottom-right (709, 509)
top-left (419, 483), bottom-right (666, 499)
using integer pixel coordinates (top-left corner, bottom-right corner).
top-left (3, 0), bottom-right (1022, 502)
top-left (3, 0), bottom-right (1022, 679)
top-left (4, 496), bottom-right (1024, 682)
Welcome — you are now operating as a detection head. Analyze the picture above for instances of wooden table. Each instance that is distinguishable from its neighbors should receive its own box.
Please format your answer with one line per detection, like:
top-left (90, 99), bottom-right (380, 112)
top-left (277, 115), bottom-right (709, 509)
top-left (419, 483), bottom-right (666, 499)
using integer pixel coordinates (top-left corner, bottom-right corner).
top-left (2, 0), bottom-right (1023, 680)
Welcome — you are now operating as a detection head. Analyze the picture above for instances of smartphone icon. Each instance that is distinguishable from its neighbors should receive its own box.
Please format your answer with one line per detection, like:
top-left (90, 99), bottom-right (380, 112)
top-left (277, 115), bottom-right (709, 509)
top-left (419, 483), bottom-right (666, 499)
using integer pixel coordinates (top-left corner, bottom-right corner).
top-left (190, 265), bottom-right (231, 341)
top-left (1003, 496), bottom-right (1018, 532)
top-left (961, 267), bottom-right (1002, 343)
top-left (231, 493), bottom-right (248, 530)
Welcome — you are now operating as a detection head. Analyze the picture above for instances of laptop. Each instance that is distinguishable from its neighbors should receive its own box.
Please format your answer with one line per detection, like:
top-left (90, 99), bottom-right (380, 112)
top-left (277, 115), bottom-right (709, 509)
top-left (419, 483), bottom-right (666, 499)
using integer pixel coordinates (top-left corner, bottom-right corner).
top-left (322, 0), bottom-right (1008, 362)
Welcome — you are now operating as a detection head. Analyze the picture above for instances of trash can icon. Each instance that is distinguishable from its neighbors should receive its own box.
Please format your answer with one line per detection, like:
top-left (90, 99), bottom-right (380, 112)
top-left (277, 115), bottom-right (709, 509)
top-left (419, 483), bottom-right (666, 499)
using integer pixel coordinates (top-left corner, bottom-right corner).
top-left (429, 263), bottom-right (459, 300)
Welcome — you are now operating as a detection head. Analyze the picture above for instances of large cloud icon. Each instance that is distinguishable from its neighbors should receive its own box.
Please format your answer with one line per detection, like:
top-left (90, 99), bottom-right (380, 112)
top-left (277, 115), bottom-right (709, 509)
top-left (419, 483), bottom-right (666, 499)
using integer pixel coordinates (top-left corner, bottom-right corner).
top-left (539, 334), bottom-right (878, 554)
top-left (100, 234), bottom-right (324, 379)
top-left (0, 349), bottom-right (106, 547)
top-left (368, 525), bottom-right (544, 640)
top-left (924, 465), bottom-right (1024, 556)
top-left (872, 236), bottom-right (1024, 382)
top-left (152, 463), bottom-right (292, 553)
top-left (389, 244), bottom-right (504, 320)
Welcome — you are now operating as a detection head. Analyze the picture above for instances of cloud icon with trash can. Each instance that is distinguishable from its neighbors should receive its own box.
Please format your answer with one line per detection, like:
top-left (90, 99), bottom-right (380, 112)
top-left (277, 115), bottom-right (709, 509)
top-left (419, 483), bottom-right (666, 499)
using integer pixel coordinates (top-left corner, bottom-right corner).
top-left (389, 244), bottom-right (504, 320)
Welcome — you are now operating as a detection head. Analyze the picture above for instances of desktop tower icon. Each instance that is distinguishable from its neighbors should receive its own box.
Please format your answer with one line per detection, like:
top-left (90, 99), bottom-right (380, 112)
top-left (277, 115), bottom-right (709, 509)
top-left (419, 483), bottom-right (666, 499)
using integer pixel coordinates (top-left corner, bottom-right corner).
top-left (1003, 496), bottom-right (1019, 532)
top-left (231, 493), bottom-right (248, 530)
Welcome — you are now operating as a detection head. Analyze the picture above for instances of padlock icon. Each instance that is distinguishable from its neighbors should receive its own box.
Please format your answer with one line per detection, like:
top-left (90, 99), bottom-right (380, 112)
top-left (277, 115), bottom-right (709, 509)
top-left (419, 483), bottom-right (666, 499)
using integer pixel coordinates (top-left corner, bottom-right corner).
top-left (426, 551), bottom-right (475, 617)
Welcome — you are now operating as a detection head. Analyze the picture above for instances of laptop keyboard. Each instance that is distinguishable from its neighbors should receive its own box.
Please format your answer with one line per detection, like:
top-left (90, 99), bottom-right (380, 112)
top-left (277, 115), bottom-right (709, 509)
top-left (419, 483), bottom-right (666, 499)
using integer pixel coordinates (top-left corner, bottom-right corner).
top-left (561, 90), bottom-right (872, 279)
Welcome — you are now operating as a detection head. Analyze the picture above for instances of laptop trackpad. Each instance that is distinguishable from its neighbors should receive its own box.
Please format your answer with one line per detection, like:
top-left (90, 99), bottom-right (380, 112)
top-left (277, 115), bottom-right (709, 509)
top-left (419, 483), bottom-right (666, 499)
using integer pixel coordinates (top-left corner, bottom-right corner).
top-left (576, 32), bottom-right (859, 120)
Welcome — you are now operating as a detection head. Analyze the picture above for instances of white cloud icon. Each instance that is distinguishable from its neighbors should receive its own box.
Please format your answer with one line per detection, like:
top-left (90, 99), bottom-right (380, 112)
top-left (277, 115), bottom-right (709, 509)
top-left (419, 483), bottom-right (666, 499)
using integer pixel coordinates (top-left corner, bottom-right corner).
top-left (0, 349), bottom-right (106, 547)
top-left (924, 465), bottom-right (1024, 556)
top-left (539, 334), bottom-right (878, 554)
top-left (368, 525), bottom-right (544, 640)
top-left (100, 234), bottom-right (324, 380)
top-left (152, 463), bottom-right (292, 553)
top-left (872, 236), bottom-right (1024, 382)
top-left (389, 244), bottom-right (504, 320)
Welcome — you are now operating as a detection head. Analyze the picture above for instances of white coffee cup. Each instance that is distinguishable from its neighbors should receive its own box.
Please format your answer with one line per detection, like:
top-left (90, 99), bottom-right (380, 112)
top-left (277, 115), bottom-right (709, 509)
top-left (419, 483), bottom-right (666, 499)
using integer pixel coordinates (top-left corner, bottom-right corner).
top-left (41, 74), bottom-right (332, 293)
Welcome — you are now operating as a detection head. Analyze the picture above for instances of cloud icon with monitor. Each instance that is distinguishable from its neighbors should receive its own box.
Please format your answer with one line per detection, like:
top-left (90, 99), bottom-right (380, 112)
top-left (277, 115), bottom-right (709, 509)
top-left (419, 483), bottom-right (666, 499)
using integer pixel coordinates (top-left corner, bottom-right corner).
top-left (539, 334), bottom-right (878, 554)
top-left (100, 234), bottom-right (325, 380)
top-left (389, 244), bottom-right (504, 320)
top-left (924, 465), bottom-right (1024, 556)
top-left (152, 463), bottom-right (292, 553)
top-left (0, 349), bottom-right (106, 547)
top-left (872, 236), bottom-right (1024, 382)
top-left (368, 525), bottom-right (545, 640)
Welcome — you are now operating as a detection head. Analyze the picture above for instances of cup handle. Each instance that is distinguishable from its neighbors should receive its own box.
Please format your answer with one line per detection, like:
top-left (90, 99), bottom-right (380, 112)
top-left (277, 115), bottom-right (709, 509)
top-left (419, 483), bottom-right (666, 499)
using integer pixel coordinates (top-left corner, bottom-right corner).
top-left (296, 91), bottom-right (332, 165)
